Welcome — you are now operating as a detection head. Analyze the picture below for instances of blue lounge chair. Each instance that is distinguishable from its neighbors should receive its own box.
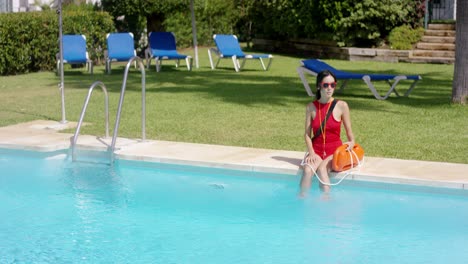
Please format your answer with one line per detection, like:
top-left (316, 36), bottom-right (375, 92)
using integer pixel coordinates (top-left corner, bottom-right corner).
top-left (297, 59), bottom-right (422, 100)
top-left (57, 34), bottom-right (93, 74)
top-left (208, 34), bottom-right (273, 72)
top-left (105, 32), bottom-right (137, 74)
top-left (145, 32), bottom-right (192, 72)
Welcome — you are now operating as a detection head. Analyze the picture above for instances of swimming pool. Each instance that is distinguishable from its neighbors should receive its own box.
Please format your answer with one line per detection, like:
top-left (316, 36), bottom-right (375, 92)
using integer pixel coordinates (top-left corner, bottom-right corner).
top-left (1, 148), bottom-right (468, 263)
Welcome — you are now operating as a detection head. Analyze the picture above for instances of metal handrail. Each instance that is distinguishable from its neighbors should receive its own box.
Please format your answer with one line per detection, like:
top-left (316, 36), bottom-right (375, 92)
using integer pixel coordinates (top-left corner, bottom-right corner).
top-left (71, 81), bottom-right (109, 161)
top-left (109, 56), bottom-right (146, 162)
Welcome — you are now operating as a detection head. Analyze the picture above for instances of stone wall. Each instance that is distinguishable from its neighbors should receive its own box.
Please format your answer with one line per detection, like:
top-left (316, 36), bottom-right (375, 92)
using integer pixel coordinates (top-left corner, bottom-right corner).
top-left (253, 38), bottom-right (411, 63)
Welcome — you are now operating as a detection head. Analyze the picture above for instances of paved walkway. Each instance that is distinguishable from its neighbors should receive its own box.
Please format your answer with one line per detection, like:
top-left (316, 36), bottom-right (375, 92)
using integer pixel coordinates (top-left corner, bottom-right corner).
top-left (0, 120), bottom-right (467, 190)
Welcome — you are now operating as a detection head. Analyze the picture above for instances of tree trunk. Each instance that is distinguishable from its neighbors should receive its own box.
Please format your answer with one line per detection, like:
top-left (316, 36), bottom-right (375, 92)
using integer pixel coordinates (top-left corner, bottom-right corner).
top-left (452, 0), bottom-right (468, 104)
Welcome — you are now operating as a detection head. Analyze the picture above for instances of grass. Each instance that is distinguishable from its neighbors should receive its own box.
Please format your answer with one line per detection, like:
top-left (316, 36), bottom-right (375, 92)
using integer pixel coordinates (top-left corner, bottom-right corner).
top-left (0, 47), bottom-right (467, 164)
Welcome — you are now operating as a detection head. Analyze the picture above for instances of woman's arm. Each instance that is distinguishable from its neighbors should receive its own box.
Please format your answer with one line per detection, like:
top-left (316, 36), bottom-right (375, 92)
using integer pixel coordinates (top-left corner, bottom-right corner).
top-left (304, 103), bottom-right (314, 153)
top-left (304, 103), bottom-right (320, 163)
top-left (340, 101), bottom-right (355, 148)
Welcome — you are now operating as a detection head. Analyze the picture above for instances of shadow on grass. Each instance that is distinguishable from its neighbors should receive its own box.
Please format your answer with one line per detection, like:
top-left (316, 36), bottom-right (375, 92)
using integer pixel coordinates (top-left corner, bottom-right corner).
top-left (0, 108), bottom-right (56, 121)
top-left (58, 59), bottom-right (454, 111)
top-left (61, 66), bottom-right (305, 106)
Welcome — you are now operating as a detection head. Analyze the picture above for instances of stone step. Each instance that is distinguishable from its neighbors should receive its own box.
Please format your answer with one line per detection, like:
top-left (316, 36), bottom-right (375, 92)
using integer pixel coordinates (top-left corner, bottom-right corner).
top-left (421, 35), bottom-right (455, 43)
top-left (428, 23), bottom-right (456, 30)
top-left (407, 56), bottom-right (454, 64)
top-left (412, 50), bottom-right (455, 58)
top-left (424, 29), bottom-right (456, 37)
top-left (416, 42), bottom-right (455, 51)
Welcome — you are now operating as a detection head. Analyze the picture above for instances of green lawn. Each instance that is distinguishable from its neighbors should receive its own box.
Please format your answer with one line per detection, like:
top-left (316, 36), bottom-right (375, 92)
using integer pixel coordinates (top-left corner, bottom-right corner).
top-left (1, 47), bottom-right (467, 164)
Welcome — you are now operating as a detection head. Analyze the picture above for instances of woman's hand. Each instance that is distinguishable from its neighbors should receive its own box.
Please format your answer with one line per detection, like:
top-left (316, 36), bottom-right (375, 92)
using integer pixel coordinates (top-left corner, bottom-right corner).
top-left (305, 152), bottom-right (321, 166)
top-left (344, 141), bottom-right (355, 151)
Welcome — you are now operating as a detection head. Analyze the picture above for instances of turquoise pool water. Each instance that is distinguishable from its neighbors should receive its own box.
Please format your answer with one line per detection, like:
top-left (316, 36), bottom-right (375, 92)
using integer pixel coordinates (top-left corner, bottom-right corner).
top-left (1, 149), bottom-right (468, 263)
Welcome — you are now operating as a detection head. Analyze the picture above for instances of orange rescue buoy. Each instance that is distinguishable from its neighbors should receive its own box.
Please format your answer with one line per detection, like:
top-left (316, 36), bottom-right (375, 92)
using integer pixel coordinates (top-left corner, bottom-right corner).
top-left (332, 143), bottom-right (364, 172)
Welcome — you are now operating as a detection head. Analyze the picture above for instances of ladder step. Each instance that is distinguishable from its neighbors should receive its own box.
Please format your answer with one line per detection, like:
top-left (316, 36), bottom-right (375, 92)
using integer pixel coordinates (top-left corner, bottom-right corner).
top-left (71, 148), bottom-right (112, 164)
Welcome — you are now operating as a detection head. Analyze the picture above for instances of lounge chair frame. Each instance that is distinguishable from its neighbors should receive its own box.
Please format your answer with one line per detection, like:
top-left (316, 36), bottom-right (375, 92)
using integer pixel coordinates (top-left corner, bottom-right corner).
top-left (208, 34), bottom-right (273, 72)
top-left (145, 32), bottom-right (193, 72)
top-left (297, 59), bottom-right (421, 100)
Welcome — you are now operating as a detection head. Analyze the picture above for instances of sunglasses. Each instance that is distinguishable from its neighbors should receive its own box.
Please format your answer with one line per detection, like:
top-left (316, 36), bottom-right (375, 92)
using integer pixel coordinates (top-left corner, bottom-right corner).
top-left (320, 82), bottom-right (337, 89)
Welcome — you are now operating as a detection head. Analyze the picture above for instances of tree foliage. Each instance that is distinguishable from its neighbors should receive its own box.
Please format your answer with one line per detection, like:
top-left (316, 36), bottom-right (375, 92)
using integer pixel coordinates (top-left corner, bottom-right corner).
top-left (99, 0), bottom-right (424, 48)
top-left (101, 0), bottom-right (241, 48)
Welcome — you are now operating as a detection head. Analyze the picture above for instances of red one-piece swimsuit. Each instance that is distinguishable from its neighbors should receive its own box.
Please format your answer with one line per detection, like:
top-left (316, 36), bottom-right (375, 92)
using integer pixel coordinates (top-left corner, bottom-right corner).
top-left (312, 100), bottom-right (342, 159)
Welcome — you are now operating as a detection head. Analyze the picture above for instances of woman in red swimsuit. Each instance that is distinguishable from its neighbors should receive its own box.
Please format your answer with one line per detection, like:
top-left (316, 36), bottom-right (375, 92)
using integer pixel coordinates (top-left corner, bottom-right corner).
top-left (299, 70), bottom-right (355, 195)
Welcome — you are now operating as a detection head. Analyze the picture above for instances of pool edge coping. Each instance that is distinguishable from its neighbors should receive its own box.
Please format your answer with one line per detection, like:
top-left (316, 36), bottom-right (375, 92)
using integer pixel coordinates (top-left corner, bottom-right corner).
top-left (0, 120), bottom-right (467, 191)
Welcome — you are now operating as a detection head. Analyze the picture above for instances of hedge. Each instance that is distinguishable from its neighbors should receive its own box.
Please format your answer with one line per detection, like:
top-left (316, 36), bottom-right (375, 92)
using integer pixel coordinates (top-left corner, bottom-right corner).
top-left (0, 10), bottom-right (115, 75)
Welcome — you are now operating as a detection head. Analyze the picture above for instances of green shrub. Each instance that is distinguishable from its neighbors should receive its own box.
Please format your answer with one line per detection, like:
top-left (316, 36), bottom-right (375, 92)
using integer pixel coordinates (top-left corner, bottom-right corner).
top-left (248, 0), bottom-right (324, 40)
top-left (321, 0), bottom-right (417, 47)
top-left (0, 12), bottom-right (48, 75)
top-left (248, 0), bottom-right (424, 47)
top-left (0, 10), bottom-right (115, 75)
top-left (388, 25), bottom-right (424, 50)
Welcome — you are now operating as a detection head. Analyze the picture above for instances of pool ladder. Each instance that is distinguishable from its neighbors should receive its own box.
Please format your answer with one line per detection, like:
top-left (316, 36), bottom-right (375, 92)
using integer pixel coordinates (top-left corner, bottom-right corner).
top-left (71, 56), bottom-right (146, 163)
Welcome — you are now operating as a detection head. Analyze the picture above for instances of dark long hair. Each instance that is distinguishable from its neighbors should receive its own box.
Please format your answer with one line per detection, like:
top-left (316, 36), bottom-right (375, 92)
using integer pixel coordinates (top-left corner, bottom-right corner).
top-left (315, 70), bottom-right (337, 100)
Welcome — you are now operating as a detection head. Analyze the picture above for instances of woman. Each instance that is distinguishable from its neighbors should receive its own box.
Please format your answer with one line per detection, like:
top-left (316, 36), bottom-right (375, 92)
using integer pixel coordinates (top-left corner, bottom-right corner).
top-left (299, 70), bottom-right (355, 195)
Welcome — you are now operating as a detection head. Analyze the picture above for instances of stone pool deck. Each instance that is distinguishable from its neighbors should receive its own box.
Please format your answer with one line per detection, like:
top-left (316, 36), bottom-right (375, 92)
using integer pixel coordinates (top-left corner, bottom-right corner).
top-left (0, 120), bottom-right (467, 190)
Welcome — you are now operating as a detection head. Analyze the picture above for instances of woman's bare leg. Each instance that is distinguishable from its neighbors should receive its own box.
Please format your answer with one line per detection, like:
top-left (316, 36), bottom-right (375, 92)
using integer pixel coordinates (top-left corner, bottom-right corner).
top-left (317, 156), bottom-right (333, 192)
top-left (299, 165), bottom-right (314, 197)
top-left (299, 159), bottom-right (320, 197)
